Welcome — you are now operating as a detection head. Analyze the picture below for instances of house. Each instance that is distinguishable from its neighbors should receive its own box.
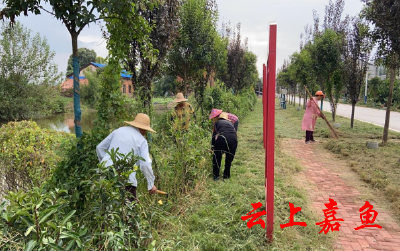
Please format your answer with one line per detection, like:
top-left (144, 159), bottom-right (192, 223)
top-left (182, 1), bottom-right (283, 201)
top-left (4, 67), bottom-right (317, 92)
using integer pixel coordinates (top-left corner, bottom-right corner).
top-left (60, 62), bottom-right (134, 97)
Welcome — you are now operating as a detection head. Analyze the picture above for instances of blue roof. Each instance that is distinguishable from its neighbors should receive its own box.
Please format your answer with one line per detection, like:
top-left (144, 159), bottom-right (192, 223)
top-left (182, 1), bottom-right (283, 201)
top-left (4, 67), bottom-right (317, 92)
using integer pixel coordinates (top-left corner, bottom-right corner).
top-left (91, 62), bottom-right (107, 68)
top-left (90, 62), bottom-right (132, 78)
top-left (120, 73), bottom-right (132, 78)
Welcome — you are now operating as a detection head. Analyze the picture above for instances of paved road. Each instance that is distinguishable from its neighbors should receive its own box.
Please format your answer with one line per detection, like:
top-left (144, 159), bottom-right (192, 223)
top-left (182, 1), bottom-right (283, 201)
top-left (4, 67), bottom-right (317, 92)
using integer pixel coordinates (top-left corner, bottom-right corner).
top-left (287, 96), bottom-right (400, 132)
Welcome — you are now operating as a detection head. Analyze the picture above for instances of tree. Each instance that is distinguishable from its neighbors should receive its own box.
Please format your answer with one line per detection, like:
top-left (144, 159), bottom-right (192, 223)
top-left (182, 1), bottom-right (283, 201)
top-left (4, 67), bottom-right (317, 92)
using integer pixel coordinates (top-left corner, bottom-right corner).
top-left (0, 0), bottom-right (151, 138)
top-left (362, 0), bottom-right (400, 144)
top-left (0, 21), bottom-right (61, 120)
top-left (220, 22), bottom-right (257, 92)
top-left (167, 0), bottom-right (223, 116)
top-left (153, 75), bottom-right (176, 97)
top-left (114, 0), bottom-right (181, 115)
top-left (311, 29), bottom-right (343, 121)
top-left (343, 18), bottom-right (373, 128)
top-left (368, 77), bottom-right (382, 102)
top-left (289, 46), bottom-right (315, 107)
top-left (222, 23), bottom-right (246, 91)
top-left (66, 48), bottom-right (97, 76)
top-left (96, 56), bottom-right (107, 64)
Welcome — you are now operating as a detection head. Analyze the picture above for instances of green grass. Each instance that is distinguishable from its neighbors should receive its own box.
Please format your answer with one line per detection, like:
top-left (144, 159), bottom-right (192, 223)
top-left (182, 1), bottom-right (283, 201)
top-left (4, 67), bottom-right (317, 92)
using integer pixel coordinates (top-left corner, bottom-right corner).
top-left (278, 101), bottom-right (400, 216)
top-left (153, 97), bottom-right (174, 104)
top-left (154, 99), bottom-right (334, 250)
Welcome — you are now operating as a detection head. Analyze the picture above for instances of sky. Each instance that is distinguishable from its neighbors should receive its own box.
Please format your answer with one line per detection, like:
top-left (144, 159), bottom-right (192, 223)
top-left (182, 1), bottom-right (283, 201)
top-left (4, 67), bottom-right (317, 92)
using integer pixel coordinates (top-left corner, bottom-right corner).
top-left (1, 0), bottom-right (365, 78)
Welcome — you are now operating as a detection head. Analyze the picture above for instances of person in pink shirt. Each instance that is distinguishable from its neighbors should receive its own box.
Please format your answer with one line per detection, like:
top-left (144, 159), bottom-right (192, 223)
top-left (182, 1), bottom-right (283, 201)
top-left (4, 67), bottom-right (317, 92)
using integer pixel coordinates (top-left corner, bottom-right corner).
top-left (209, 109), bottom-right (239, 132)
top-left (302, 91), bottom-right (324, 143)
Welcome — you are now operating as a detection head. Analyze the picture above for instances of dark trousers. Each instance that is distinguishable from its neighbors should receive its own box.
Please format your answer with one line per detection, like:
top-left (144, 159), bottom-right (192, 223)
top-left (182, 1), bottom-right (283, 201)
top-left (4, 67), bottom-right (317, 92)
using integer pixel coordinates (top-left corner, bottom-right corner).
top-left (305, 130), bottom-right (314, 142)
top-left (233, 121), bottom-right (239, 132)
top-left (212, 134), bottom-right (238, 179)
top-left (125, 185), bottom-right (137, 202)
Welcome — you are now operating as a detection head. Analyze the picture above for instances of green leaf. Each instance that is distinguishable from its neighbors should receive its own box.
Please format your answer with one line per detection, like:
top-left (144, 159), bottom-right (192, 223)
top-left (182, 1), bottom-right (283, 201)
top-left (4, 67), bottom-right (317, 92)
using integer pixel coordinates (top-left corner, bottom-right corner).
top-left (65, 240), bottom-right (75, 250)
top-left (46, 243), bottom-right (64, 251)
top-left (39, 208), bottom-right (58, 224)
top-left (24, 240), bottom-right (37, 251)
top-left (61, 210), bottom-right (76, 225)
top-left (60, 231), bottom-right (80, 240)
top-left (0, 201), bottom-right (6, 212)
top-left (24, 225), bottom-right (35, 236)
top-left (46, 221), bottom-right (58, 230)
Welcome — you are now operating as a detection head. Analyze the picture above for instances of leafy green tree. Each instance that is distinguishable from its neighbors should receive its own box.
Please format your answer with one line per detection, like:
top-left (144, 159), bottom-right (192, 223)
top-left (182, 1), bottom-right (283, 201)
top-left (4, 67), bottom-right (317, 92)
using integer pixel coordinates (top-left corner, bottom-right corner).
top-left (153, 75), bottom-right (177, 97)
top-left (368, 77), bottom-right (382, 102)
top-left (0, 21), bottom-right (61, 120)
top-left (167, 0), bottom-right (223, 116)
top-left (0, 0), bottom-right (149, 138)
top-left (95, 56), bottom-right (107, 64)
top-left (343, 18), bottom-right (373, 128)
top-left (289, 46), bottom-right (315, 107)
top-left (311, 29), bottom-right (343, 121)
top-left (66, 48), bottom-right (97, 76)
top-left (362, 0), bottom-right (400, 144)
top-left (242, 51), bottom-right (259, 90)
top-left (113, 0), bottom-right (181, 115)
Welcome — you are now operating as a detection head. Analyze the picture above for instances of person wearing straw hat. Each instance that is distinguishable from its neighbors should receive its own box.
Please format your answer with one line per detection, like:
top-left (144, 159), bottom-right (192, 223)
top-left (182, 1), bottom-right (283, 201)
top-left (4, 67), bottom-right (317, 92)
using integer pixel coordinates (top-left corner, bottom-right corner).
top-left (211, 112), bottom-right (238, 181)
top-left (209, 109), bottom-right (239, 132)
top-left (171, 92), bottom-right (195, 130)
top-left (96, 113), bottom-right (157, 201)
top-left (302, 91), bottom-right (324, 144)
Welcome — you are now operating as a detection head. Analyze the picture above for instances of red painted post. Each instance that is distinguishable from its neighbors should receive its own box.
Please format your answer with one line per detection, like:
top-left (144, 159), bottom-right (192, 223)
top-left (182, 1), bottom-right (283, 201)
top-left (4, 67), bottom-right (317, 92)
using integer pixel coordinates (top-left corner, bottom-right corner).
top-left (265, 23), bottom-right (277, 242)
top-left (263, 64), bottom-right (267, 149)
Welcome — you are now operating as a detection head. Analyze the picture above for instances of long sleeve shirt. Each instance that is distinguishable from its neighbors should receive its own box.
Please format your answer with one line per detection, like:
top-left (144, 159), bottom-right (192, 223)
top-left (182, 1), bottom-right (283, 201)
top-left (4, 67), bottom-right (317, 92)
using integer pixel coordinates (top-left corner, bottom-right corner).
top-left (96, 126), bottom-right (155, 190)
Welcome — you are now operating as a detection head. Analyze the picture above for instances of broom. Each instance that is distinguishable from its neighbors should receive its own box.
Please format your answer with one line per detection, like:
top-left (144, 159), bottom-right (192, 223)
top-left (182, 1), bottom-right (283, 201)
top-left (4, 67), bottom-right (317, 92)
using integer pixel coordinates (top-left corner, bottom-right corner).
top-left (304, 86), bottom-right (339, 139)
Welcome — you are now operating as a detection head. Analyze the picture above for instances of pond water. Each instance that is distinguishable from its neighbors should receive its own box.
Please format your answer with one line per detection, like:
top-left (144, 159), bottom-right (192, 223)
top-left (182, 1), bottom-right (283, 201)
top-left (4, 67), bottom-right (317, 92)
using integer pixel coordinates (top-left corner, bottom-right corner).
top-left (0, 109), bottom-right (96, 134)
top-left (1, 103), bottom-right (173, 133)
top-left (34, 110), bottom-right (96, 134)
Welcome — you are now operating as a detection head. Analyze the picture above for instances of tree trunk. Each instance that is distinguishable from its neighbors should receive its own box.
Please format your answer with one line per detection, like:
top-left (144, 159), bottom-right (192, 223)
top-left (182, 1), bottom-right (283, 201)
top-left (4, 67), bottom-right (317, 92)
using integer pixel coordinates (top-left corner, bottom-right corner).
top-left (329, 88), bottom-right (336, 122)
top-left (382, 65), bottom-right (396, 145)
top-left (71, 33), bottom-right (83, 138)
top-left (351, 101), bottom-right (356, 128)
top-left (303, 90), bottom-right (306, 109)
top-left (183, 68), bottom-right (188, 96)
top-left (299, 92), bottom-right (301, 107)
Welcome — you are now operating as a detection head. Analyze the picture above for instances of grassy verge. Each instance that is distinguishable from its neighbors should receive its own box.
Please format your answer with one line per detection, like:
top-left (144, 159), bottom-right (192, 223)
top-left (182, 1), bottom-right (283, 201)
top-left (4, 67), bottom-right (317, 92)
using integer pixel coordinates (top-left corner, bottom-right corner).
top-left (277, 101), bottom-right (400, 216)
top-left (154, 99), bottom-right (333, 250)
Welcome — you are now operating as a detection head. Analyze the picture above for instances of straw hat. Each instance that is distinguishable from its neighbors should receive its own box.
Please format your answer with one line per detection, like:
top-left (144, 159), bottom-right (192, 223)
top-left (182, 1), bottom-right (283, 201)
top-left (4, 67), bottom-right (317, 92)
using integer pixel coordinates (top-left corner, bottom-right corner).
top-left (218, 112), bottom-right (229, 121)
top-left (315, 91), bottom-right (325, 98)
top-left (124, 113), bottom-right (156, 133)
top-left (209, 109), bottom-right (222, 120)
top-left (174, 93), bottom-right (188, 103)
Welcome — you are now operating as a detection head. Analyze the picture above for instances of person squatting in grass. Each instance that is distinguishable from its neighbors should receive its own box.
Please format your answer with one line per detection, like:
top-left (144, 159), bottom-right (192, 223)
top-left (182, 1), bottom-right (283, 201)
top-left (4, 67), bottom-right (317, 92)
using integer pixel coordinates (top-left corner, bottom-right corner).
top-left (210, 112), bottom-right (238, 181)
top-left (96, 113), bottom-right (157, 202)
top-left (302, 90), bottom-right (325, 144)
top-left (171, 92), bottom-right (195, 131)
top-left (209, 108), bottom-right (239, 132)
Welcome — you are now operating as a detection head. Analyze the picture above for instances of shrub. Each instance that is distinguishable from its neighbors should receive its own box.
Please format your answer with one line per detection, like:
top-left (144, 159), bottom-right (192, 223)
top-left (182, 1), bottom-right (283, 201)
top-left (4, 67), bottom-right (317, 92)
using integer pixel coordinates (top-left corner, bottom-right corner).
top-left (200, 81), bottom-right (257, 120)
top-left (0, 150), bottom-right (155, 250)
top-left (0, 121), bottom-right (74, 196)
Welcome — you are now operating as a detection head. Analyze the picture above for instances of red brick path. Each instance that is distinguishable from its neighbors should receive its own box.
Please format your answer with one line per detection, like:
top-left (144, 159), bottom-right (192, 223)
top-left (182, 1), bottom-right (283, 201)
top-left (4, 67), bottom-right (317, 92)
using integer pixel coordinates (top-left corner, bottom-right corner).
top-left (283, 139), bottom-right (400, 251)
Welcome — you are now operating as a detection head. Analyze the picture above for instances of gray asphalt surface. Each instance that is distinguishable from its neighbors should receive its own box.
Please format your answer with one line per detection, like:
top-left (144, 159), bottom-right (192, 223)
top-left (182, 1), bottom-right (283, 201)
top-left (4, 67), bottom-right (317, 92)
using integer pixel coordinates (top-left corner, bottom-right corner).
top-left (288, 96), bottom-right (400, 132)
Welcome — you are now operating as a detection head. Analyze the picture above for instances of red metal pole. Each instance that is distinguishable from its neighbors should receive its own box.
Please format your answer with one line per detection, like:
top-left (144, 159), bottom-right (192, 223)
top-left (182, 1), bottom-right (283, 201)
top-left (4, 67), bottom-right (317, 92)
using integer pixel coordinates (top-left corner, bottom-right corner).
top-left (263, 64), bottom-right (267, 149)
top-left (266, 23), bottom-right (277, 242)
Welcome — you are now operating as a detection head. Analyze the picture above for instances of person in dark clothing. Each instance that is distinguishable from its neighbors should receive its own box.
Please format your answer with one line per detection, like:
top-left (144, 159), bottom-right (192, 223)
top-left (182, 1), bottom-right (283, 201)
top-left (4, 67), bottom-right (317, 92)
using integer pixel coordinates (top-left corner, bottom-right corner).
top-left (211, 112), bottom-right (238, 180)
